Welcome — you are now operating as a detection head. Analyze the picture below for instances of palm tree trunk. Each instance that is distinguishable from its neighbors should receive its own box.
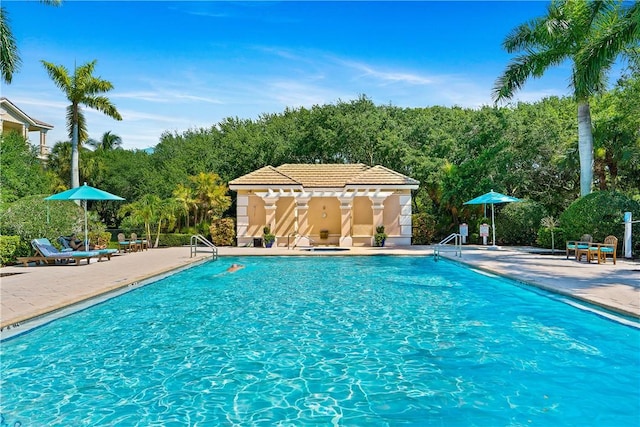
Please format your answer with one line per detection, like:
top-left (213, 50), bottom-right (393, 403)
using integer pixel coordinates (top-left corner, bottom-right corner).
top-left (71, 122), bottom-right (80, 188)
top-left (577, 102), bottom-right (594, 197)
top-left (144, 221), bottom-right (151, 249)
top-left (155, 219), bottom-right (162, 248)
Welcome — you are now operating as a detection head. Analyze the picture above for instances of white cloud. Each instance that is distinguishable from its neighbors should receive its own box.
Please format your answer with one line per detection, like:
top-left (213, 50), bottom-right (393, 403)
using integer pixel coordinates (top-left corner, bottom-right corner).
top-left (342, 60), bottom-right (436, 86)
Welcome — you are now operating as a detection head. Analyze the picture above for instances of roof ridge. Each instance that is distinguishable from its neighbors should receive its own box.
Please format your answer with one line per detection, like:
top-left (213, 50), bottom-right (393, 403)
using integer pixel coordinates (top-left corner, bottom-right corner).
top-left (269, 165), bottom-right (303, 185)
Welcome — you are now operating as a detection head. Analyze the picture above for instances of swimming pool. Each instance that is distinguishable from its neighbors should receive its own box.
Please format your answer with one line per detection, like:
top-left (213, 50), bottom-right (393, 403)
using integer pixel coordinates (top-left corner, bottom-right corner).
top-left (1, 256), bottom-right (638, 425)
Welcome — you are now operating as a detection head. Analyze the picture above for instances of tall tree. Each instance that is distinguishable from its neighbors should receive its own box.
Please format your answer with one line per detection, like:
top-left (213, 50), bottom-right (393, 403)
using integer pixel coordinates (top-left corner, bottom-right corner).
top-left (41, 60), bottom-right (122, 188)
top-left (0, 0), bottom-right (61, 84)
top-left (493, 0), bottom-right (639, 197)
top-left (87, 131), bottom-right (123, 151)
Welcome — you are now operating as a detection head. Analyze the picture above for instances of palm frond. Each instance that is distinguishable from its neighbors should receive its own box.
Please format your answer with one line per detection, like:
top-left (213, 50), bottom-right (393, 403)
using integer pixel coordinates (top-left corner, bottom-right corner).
top-left (574, 2), bottom-right (639, 96)
top-left (82, 96), bottom-right (123, 121)
top-left (0, 7), bottom-right (20, 84)
top-left (493, 47), bottom-right (568, 103)
top-left (66, 105), bottom-right (88, 143)
top-left (41, 60), bottom-right (72, 94)
top-left (83, 77), bottom-right (115, 96)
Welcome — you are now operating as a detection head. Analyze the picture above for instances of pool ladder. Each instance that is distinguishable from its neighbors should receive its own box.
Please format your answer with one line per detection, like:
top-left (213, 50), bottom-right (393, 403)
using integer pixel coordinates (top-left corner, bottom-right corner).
top-left (190, 234), bottom-right (218, 260)
top-left (434, 233), bottom-right (462, 260)
top-left (287, 233), bottom-right (316, 249)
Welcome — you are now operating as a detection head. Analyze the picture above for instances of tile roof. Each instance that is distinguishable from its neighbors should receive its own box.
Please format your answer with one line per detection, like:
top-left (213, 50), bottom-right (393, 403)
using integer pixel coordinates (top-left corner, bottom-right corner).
top-left (230, 164), bottom-right (419, 188)
top-left (228, 166), bottom-right (299, 186)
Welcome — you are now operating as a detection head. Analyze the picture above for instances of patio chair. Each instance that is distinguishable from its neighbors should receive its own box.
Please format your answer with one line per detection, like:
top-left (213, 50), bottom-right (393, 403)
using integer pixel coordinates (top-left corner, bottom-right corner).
top-left (58, 236), bottom-right (118, 261)
top-left (566, 234), bottom-right (592, 260)
top-left (117, 233), bottom-right (135, 253)
top-left (587, 235), bottom-right (618, 265)
top-left (20, 238), bottom-right (101, 266)
top-left (130, 233), bottom-right (148, 251)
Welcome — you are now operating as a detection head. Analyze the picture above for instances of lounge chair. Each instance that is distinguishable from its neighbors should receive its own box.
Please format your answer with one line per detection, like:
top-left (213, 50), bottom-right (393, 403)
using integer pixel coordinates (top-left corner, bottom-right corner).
top-left (566, 234), bottom-right (592, 260)
top-left (117, 233), bottom-right (135, 253)
top-left (587, 235), bottom-right (618, 264)
top-left (58, 236), bottom-right (118, 261)
top-left (16, 238), bottom-right (101, 266)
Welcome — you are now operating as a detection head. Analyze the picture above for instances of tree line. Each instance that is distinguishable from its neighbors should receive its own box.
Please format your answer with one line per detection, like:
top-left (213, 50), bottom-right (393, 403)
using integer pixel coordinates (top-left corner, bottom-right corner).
top-left (4, 69), bottom-right (638, 241)
top-left (1, 0), bottom-right (638, 242)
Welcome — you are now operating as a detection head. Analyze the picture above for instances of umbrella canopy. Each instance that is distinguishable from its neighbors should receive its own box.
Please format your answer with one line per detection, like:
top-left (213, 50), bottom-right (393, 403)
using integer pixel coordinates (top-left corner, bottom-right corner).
top-left (45, 183), bottom-right (125, 202)
top-left (464, 190), bottom-right (521, 247)
top-left (45, 183), bottom-right (125, 249)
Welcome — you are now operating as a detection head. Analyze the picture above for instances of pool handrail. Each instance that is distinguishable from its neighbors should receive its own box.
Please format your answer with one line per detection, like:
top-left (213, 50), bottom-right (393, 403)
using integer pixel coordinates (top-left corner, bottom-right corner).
top-left (190, 234), bottom-right (218, 260)
top-left (434, 233), bottom-right (462, 259)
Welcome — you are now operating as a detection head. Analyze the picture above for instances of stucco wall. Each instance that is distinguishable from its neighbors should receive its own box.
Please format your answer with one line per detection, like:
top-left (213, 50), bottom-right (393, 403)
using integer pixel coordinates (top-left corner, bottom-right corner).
top-left (307, 197), bottom-right (341, 244)
top-left (246, 193), bottom-right (267, 237)
top-left (275, 197), bottom-right (296, 243)
top-left (352, 197), bottom-right (373, 228)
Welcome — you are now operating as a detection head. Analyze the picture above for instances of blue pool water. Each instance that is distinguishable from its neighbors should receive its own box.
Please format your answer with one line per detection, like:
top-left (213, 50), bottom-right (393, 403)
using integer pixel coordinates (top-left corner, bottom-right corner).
top-left (1, 256), bottom-right (639, 426)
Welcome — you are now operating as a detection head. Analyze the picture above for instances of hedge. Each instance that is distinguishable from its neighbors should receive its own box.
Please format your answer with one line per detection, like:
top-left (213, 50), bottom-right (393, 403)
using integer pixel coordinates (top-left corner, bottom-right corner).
top-left (559, 191), bottom-right (640, 254)
top-left (0, 235), bottom-right (31, 266)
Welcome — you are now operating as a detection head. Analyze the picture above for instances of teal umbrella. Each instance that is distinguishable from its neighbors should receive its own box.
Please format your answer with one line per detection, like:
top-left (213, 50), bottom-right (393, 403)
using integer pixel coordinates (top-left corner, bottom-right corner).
top-left (463, 190), bottom-right (521, 247)
top-left (45, 183), bottom-right (125, 249)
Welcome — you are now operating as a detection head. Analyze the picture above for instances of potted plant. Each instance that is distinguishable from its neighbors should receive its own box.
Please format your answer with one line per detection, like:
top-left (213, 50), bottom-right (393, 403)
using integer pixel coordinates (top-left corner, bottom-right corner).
top-left (263, 226), bottom-right (276, 248)
top-left (374, 225), bottom-right (387, 247)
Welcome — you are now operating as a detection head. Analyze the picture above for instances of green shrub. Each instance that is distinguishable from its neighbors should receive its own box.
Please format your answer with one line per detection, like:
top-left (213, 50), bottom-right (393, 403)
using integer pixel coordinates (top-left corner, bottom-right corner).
top-left (494, 200), bottom-right (548, 245)
top-left (0, 235), bottom-right (31, 265)
top-left (374, 225), bottom-right (387, 247)
top-left (88, 231), bottom-right (112, 248)
top-left (412, 213), bottom-right (436, 245)
top-left (536, 227), bottom-right (566, 251)
top-left (0, 195), bottom-right (84, 244)
top-left (157, 233), bottom-right (192, 247)
top-left (209, 218), bottom-right (235, 246)
top-left (559, 191), bottom-right (640, 253)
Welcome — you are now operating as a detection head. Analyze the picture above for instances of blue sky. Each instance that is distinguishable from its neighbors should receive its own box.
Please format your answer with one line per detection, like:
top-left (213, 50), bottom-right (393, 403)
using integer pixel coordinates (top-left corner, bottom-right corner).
top-left (4, 1), bottom-right (577, 150)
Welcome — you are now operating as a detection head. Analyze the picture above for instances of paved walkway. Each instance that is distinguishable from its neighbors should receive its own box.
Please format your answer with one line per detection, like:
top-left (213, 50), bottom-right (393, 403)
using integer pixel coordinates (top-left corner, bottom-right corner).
top-left (1, 245), bottom-right (638, 337)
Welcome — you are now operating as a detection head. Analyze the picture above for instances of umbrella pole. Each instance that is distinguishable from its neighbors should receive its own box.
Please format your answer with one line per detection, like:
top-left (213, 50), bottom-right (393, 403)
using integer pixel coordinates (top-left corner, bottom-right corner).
top-left (491, 203), bottom-right (496, 246)
top-left (84, 200), bottom-right (89, 250)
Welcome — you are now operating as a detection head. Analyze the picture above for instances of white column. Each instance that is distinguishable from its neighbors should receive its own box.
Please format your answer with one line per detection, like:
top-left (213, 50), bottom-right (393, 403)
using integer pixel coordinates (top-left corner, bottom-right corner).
top-left (295, 194), bottom-right (312, 238)
top-left (369, 195), bottom-right (387, 229)
top-left (236, 195), bottom-right (249, 246)
top-left (338, 195), bottom-right (354, 247)
top-left (398, 194), bottom-right (413, 245)
top-left (39, 130), bottom-right (48, 158)
top-left (369, 194), bottom-right (388, 246)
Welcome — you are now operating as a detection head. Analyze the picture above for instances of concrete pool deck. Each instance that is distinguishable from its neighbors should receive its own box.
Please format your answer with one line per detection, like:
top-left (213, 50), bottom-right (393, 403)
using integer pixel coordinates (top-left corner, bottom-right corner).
top-left (1, 245), bottom-right (638, 335)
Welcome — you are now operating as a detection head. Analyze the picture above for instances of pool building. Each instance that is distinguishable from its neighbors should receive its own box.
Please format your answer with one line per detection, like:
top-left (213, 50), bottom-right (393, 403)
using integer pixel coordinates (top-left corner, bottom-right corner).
top-left (229, 164), bottom-right (419, 247)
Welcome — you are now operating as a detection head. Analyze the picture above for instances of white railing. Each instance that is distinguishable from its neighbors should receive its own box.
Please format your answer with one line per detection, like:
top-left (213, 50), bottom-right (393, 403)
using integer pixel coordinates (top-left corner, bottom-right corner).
top-left (434, 233), bottom-right (462, 259)
top-left (190, 234), bottom-right (218, 260)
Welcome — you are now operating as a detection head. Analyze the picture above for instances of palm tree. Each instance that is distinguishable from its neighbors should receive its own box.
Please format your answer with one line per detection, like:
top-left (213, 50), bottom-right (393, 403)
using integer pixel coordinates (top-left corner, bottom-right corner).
top-left (1, 1), bottom-right (61, 84)
top-left (119, 194), bottom-right (160, 248)
top-left (540, 216), bottom-right (560, 254)
top-left (41, 60), bottom-right (122, 188)
top-left (189, 172), bottom-right (231, 225)
top-left (173, 183), bottom-right (196, 230)
top-left (153, 198), bottom-right (179, 248)
top-left (87, 131), bottom-right (123, 151)
top-left (493, 0), bottom-right (639, 197)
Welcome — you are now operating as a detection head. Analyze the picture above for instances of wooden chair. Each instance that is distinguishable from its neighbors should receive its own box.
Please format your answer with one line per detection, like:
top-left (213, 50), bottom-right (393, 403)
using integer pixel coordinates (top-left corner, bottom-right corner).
top-left (587, 235), bottom-right (618, 264)
top-left (117, 233), bottom-right (134, 253)
top-left (130, 233), bottom-right (143, 252)
top-left (131, 233), bottom-right (149, 251)
top-left (567, 234), bottom-right (592, 260)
